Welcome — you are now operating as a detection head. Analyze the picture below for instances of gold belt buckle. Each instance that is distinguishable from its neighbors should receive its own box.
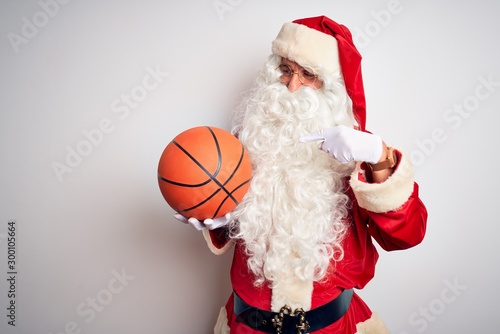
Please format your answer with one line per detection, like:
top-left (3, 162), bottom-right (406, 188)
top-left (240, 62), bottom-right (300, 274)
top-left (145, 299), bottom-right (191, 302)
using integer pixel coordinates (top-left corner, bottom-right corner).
top-left (272, 305), bottom-right (310, 334)
top-left (294, 308), bottom-right (310, 334)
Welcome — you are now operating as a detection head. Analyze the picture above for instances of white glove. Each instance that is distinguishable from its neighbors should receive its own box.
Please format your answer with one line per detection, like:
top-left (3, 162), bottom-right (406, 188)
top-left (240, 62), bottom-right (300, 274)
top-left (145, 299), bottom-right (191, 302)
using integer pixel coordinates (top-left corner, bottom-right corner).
top-left (174, 213), bottom-right (232, 231)
top-left (299, 125), bottom-right (383, 164)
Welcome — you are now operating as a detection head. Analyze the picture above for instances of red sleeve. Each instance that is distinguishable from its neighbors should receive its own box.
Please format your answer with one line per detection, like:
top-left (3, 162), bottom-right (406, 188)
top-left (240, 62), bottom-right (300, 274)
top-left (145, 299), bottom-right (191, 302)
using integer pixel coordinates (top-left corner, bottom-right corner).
top-left (202, 227), bottom-right (234, 255)
top-left (349, 149), bottom-right (428, 251)
top-left (208, 227), bottom-right (231, 249)
top-left (365, 183), bottom-right (427, 251)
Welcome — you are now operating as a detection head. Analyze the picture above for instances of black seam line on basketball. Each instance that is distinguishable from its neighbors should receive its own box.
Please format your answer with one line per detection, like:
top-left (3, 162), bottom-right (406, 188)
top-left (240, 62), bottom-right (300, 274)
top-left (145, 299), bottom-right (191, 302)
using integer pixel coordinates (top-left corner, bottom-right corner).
top-left (170, 126), bottom-right (232, 213)
top-left (207, 143), bottom-right (247, 217)
top-left (179, 177), bottom-right (251, 217)
top-left (170, 132), bottom-right (223, 185)
top-left (212, 178), bottom-right (252, 218)
top-left (157, 173), bottom-right (211, 188)
top-left (219, 142), bottom-right (245, 188)
top-left (175, 127), bottom-right (247, 214)
top-left (160, 139), bottom-right (218, 187)
top-left (205, 126), bottom-right (244, 204)
top-left (203, 132), bottom-right (247, 208)
top-left (175, 187), bottom-right (223, 213)
top-left (206, 126), bottom-right (223, 179)
top-left (203, 127), bottom-right (239, 202)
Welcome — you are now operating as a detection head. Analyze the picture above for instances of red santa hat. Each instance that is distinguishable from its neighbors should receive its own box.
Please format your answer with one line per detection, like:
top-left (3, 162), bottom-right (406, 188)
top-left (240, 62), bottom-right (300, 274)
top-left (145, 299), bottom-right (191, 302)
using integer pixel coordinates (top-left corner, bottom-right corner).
top-left (272, 16), bottom-right (367, 131)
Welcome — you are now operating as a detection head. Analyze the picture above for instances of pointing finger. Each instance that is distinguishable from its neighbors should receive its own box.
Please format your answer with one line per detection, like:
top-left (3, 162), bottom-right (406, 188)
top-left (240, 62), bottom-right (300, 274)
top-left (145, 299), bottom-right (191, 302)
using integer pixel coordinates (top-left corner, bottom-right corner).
top-left (299, 134), bottom-right (325, 143)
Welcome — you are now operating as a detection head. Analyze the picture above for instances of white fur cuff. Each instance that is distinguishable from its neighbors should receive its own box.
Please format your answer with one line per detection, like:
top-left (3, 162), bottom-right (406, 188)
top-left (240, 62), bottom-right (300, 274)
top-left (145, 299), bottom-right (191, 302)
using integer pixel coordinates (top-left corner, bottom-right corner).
top-left (214, 307), bottom-right (230, 334)
top-left (202, 230), bottom-right (234, 255)
top-left (350, 150), bottom-right (414, 213)
top-left (355, 312), bottom-right (390, 334)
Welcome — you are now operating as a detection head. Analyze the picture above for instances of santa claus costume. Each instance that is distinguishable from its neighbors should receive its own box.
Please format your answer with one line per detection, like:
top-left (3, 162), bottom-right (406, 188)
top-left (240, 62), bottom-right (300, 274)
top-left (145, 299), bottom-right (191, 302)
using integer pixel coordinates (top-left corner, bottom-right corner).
top-left (202, 16), bottom-right (427, 334)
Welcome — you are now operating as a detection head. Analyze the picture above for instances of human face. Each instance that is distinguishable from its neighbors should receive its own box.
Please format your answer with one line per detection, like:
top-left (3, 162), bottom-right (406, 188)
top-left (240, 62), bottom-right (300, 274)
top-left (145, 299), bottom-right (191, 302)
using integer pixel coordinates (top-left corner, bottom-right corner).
top-left (278, 58), bottom-right (323, 92)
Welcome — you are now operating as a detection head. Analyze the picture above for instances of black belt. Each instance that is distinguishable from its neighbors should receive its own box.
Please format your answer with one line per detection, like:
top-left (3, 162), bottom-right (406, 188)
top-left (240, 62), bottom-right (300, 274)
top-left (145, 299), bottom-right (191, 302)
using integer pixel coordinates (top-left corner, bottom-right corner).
top-left (234, 288), bottom-right (353, 333)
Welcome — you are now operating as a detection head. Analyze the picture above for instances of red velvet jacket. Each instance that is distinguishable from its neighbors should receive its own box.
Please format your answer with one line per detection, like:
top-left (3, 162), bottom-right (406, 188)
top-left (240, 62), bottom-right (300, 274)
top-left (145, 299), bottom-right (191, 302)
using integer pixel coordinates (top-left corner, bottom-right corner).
top-left (204, 151), bottom-right (427, 333)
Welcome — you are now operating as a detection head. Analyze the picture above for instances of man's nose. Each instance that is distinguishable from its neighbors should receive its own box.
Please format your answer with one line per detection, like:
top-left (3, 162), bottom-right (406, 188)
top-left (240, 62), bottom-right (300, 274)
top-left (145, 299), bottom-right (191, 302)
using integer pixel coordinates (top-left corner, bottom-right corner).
top-left (286, 73), bottom-right (302, 92)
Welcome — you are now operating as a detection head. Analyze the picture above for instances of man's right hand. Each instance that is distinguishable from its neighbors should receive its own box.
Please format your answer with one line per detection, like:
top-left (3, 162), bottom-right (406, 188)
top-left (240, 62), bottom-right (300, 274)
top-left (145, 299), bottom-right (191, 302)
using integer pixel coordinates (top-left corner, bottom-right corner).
top-left (174, 213), bottom-right (232, 231)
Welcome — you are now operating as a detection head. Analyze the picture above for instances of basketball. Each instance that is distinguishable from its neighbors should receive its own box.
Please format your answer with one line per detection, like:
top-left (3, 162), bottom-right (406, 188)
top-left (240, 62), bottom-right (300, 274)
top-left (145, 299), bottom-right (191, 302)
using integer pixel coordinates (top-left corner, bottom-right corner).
top-left (157, 126), bottom-right (252, 220)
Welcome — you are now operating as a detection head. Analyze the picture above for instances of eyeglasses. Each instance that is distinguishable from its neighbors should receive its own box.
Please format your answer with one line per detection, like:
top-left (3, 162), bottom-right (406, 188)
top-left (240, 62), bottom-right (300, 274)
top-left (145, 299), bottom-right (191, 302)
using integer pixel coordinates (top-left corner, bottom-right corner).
top-left (277, 63), bottom-right (318, 85)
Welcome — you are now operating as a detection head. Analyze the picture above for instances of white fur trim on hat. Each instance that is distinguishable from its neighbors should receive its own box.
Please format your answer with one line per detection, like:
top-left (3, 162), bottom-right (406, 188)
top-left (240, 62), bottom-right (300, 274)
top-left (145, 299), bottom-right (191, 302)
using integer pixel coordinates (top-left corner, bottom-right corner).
top-left (350, 149), bottom-right (415, 213)
top-left (272, 22), bottom-right (341, 76)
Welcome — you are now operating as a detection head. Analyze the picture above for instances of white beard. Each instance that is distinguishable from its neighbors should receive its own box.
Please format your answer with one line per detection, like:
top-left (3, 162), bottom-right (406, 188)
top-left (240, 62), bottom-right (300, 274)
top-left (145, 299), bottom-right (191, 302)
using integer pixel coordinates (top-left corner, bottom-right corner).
top-left (230, 56), bottom-right (357, 288)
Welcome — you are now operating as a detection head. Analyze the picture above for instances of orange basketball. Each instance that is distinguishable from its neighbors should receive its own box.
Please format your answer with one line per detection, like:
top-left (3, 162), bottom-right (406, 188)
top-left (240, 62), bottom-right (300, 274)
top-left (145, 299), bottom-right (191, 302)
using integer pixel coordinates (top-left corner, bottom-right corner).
top-left (157, 126), bottom-right (252, 220)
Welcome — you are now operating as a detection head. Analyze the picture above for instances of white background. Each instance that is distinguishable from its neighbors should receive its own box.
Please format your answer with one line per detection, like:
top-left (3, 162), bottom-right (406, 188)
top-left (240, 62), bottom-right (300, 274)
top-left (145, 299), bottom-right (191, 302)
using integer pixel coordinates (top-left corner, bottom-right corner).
top-left (1, 0), bottom-right (499, 333)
